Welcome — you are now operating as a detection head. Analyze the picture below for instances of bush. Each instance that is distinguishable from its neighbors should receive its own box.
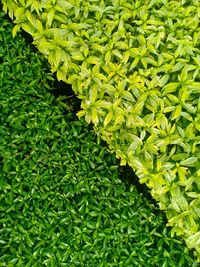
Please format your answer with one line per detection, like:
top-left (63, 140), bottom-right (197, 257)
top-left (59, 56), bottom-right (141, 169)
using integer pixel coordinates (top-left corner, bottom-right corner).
top-left (0, 10), bottom-right (197, 266)
top-left (2, 0), bottom-right (200, 261)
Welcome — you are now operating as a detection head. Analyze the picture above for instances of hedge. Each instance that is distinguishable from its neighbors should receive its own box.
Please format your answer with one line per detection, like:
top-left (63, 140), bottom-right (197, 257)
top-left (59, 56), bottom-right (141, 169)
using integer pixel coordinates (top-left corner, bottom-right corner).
top-left (0, 9), bottom-right (198, 266)
top-left (1, 0), bottom-right (200, 261)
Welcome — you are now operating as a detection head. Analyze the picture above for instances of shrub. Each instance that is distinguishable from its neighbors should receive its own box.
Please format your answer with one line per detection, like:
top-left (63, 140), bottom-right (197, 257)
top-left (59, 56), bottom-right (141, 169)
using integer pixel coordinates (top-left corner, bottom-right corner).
top-left (0, 10), bottom-right (198, 266)
top-left (2, 0), bottom-right (200, 261)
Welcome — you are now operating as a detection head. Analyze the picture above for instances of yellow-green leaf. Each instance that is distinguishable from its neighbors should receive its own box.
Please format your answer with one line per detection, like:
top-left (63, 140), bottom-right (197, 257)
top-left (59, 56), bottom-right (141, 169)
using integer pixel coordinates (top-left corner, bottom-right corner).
top-left (89, 85), bottom-right (98, 103)
top-left (104, 111), bottom-right (113, 127)
top-left (171, 105), bottom-right (182, 120)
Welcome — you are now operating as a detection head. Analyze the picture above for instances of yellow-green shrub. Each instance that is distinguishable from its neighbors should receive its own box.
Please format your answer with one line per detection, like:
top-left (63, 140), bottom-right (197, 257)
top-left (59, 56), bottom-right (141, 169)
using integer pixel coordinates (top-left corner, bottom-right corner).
top-left (2, 0), bottom-right (200, 261)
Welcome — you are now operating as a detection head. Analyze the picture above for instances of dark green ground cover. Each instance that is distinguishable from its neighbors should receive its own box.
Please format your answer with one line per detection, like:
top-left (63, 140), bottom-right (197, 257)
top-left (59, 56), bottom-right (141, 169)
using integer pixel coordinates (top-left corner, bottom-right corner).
top-left (0, 10), bottom-right (197, 267)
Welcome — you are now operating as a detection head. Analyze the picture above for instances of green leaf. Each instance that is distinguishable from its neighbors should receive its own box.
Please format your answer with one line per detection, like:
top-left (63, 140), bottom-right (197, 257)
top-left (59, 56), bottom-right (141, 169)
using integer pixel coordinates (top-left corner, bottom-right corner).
top-left (47, 9), bottom-right (54, 27)
top-left (104, 111), bottom-right (113, 127)
top-left (71, 52), bottom-right (84, 61)
top-left (162, 83), bottom-right (180, 94)
top-left (12, 24), bottom-right (21, 37)
top-left (171, 105), bottom-right (182, 120)
top-left (89, 85), bottom-right (98, 103)
top-left (160, 74), bottom-right (169, 87)
top-left (171, 62), bottom-right (184, 72)
top-left (91, 107), bottom-right (99, 125)
top-left (180, 157), bottom-right (198, 166)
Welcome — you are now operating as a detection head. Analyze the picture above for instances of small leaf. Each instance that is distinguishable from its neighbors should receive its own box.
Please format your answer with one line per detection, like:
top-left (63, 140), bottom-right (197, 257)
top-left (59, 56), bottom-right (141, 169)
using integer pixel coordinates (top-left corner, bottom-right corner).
top-left (91, 107), bottom-right (99, 125)
top-left (171, 105), bottom-right (182, 120)
top-left (104, 111), bottom-right (113, 127)
top-left (71, 52), bottom-right (84, 61)
top-left (160, 74), bottom-right (169, 87)
top-left (12, 24), bottom-right (21, 37)
top-left (171, 62), bottom-right (184, 72)
top-left (89, 85), bottom-right (98, 103)
top-left (47, 9), bottom-right (54, 27)
top-left (180, 157), bottom-right (198, 166)
top-left (162, 83), bottom-right (179, 94)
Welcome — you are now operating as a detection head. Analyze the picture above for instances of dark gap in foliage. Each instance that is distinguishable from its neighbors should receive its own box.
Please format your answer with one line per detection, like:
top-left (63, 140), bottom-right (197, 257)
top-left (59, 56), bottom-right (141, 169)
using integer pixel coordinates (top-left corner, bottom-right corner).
top-left (1, 10), bottom-right (31, 47)
top-left (2, 11), bottom-right (38, 54)
top-left (119, 165), bottom-right (155, 200)
top-left (92, 136), bottom-right (154, 202)
top-left (20, 31), bottom-right (38, 53)
top-left (118, 165), bottom-right (163, 217)
top-left (52, 77), bottom-right (81, 115)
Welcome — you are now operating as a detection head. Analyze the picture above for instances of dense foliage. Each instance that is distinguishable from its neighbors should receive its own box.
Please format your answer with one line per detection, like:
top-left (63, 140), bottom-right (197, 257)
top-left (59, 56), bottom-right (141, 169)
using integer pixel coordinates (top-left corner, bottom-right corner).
top-left (2, 0), bottom-right (200, 261)
top-left (0, 10), bottom-right (197, 266)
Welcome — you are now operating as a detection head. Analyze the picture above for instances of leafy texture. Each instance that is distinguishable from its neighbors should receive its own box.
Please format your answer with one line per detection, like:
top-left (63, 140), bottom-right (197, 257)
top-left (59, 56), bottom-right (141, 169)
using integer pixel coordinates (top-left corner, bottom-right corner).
top-left (0, 11), bottom-right (197, 266)
top-left (2, 0), bottom-right (200, 261)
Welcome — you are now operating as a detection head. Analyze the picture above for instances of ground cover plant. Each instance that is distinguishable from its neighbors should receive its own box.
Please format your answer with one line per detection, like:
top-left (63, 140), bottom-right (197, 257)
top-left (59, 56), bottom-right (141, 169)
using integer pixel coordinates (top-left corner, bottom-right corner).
top-left (2, 0), bottom-right (200, 260)
top-left (0, 9), bottom-right (198, 266)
